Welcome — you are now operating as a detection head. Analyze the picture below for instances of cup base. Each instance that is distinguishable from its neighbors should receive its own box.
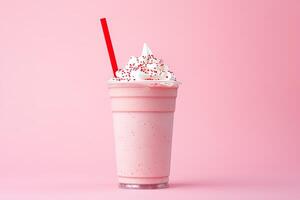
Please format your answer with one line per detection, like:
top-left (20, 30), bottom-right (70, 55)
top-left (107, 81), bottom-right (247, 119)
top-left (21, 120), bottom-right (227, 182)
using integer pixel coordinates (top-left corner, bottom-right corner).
top-left (119, 182), bottom-right (168, 189)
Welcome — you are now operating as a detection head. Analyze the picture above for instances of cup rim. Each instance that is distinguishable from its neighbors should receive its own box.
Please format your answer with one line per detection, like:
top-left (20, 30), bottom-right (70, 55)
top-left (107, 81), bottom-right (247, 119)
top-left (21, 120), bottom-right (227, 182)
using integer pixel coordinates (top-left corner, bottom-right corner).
top-left (107, 80), bottom-right (181, 88)
top-left (108, 80), bottom-right (181, 85)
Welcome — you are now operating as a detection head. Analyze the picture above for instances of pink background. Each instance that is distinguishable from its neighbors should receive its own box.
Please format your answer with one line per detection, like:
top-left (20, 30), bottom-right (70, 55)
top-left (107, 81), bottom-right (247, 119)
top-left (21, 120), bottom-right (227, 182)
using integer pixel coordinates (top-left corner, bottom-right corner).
top-left (0, 0), bottom-right (299, 199)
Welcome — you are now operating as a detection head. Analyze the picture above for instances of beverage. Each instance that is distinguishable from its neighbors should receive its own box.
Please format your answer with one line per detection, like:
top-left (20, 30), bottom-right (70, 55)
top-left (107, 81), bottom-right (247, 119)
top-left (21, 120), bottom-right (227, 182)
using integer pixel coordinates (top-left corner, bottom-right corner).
top-left (108, 44), bottom-right (179, 189)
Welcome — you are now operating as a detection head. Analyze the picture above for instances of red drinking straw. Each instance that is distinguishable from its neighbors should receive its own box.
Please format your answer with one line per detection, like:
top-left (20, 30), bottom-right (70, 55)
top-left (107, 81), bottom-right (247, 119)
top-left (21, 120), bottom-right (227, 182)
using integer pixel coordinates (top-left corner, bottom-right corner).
top-left (100, 18), bottom-right (118, 77)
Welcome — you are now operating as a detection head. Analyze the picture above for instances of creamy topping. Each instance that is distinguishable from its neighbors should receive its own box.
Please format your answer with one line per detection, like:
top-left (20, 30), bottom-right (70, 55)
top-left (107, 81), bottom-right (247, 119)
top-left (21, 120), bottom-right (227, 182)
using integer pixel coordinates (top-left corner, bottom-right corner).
top-left (111, 43), bottom-right (176, 82)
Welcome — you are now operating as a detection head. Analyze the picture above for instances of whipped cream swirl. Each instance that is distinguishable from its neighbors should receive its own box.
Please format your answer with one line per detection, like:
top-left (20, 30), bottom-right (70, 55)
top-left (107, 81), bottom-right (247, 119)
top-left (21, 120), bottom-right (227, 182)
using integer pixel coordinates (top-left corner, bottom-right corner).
top-left (111, 43), bottom-right (176, 82)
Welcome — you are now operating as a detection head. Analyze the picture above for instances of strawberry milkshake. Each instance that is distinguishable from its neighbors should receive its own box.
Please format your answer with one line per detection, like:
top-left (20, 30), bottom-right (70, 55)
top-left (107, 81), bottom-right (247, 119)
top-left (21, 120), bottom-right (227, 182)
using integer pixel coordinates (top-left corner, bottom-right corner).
top-left (108, 43), bottom-right (179, 189)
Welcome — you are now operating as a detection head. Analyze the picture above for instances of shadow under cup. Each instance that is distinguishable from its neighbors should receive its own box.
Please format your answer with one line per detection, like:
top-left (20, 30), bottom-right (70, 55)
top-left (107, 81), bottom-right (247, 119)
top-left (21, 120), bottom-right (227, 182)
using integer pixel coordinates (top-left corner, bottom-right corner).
top-left (108, 81), bottom-right (179, 189)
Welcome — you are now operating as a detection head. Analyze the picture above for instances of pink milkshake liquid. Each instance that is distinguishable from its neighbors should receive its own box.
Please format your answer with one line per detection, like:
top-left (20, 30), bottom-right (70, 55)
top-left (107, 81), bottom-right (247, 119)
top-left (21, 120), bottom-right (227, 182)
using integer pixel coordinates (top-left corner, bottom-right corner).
top-left (109, 81), bottom-right (179, 189)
